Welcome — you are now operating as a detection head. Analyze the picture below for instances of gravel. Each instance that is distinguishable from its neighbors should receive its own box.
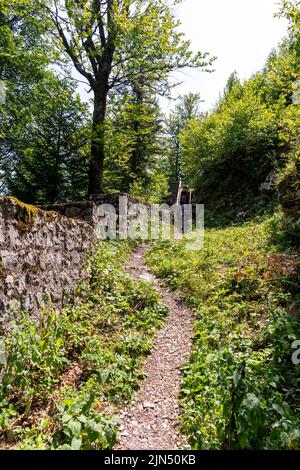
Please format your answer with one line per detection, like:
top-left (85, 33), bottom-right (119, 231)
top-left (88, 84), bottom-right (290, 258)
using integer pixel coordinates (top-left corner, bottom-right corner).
top-left (115, 245), bottom-right (194, 451)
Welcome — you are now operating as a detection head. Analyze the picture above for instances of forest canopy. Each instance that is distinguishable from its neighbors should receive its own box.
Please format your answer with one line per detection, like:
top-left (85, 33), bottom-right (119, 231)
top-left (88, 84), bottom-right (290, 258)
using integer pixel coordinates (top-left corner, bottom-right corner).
top-left (0, 0), bottom-right (299, 231)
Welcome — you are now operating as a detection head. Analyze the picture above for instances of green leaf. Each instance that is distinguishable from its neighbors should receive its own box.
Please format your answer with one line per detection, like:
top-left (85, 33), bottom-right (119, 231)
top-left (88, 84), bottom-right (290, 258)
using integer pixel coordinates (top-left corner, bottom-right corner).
top-left (233, 370), bottom-right (241, 388)
top-left (57, 444), bottom-right (72, 450)
top-left (71, 437), bottom-right (82, 450)
top-left (245, 393), bottom-right (261, 410)
top-left (272, 403), bottom-right (284, 415)
top-left (61, 413), bottom-right (73, 424)
top-left (66, 420), bottom-right (82, 437)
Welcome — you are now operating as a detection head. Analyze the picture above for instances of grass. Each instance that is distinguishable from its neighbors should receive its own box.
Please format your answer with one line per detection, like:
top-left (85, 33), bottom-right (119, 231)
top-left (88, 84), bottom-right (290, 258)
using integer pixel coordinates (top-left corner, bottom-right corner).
top-left (146, 214), bottom-right (300, 450)
top-left (0, 241), bottom-right (168, 450)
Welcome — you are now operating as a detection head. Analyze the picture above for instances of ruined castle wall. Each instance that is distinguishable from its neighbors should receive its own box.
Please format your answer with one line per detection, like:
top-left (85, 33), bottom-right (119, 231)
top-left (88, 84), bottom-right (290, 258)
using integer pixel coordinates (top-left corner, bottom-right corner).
top-left (0, 197), bottom-right (94, 324)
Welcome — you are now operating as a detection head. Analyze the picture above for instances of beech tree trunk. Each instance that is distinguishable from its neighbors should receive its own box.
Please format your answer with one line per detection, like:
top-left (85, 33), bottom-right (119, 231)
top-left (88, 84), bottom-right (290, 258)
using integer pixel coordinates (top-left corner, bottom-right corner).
top-left (88, 84), bottom-right (108, 196)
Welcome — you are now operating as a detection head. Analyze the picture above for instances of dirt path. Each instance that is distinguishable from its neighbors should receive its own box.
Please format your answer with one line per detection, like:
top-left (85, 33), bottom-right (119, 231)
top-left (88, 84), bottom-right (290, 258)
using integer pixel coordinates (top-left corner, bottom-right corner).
top-left (115, 244), bottom-right (194, 451)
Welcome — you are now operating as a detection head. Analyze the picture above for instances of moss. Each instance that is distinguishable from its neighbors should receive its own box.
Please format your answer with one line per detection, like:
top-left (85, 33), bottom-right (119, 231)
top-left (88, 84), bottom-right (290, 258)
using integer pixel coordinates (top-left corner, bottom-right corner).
top-left (0, 258), bottom-right (6, 280)
top-left (23, 262), bottom-right (39, 275)
top-left (0, 197), bottom-right (45, 231)
top-left (44, 210), bottom-right (71, 224)
top-left (0, 197), bottom-right (85, 234)
top-left (9, 197), bottom-right (42, 221)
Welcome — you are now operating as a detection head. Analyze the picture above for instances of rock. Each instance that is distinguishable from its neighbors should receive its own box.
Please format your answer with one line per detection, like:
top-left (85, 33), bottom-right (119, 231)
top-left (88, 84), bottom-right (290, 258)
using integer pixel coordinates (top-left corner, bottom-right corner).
top-left (0, 193), bottom-right (151, 320)
top-left (6, 428), bottom-right (18, 444)
top-left (143, 401), bottom-right (155, 409)
top-left (236, 211), bottom-right (248, 219)
top-left (259, 171), bottom-right (277, 192)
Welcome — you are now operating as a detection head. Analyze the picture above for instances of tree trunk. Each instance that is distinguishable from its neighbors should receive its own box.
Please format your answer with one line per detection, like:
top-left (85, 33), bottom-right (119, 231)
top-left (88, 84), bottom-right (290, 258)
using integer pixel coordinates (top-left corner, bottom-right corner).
top-left (128, 81), bottom-right (143, 188)
top-left (88, 84), bottom-right (108, 196)
top-left (175, 140), bottom-right (180, 181)
top-left (50, 109), bottom-right (64, 204)
top-left (131, 120), bottom-right (142, 173)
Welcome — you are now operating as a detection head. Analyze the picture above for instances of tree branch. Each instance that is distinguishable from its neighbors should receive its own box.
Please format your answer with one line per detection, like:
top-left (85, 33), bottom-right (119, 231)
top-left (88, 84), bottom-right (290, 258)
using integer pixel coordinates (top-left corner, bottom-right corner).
top-left (50, 2), bottom-right (96, 89)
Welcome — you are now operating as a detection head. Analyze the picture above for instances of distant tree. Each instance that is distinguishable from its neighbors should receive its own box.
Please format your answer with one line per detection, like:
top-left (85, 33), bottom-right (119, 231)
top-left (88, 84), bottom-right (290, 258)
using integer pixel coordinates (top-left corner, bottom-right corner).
top-left (0, 0), bottom-right (52, 194)
top-left (224, 71), bottom-right (240, 95)
top-left (253, 40), bottom-right (300, 107)
top-left (1, 74), bottom-right (90, 203)
top-left (166, 92), bottom-right (203, 182)
top-left (104, 79), bottom-right (169, 202)
top-left (279, 1), bottom-right (300, 53)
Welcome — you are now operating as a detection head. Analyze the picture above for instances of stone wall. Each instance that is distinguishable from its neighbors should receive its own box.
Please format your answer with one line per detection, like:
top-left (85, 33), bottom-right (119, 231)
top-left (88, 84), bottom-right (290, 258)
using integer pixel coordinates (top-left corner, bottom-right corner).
top-left (43, 194), bottom-right (148, 236)
top-left (0, 194), bottom-right (152, 323)
top-left (0, 197), bottom-right (94, 325)
top-left (42, 200), bottom-right (96, 226)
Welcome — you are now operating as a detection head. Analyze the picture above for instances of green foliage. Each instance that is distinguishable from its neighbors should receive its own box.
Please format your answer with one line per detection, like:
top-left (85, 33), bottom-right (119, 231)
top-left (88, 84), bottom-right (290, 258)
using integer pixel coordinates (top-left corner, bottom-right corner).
top-left (0, 241), bottom-right (168, 449)
top-left (147, 219), bottom-right (300, 450)
top-left (128, 172), bottom-right (170, 204)
top-left (0, 0), bottom-right (51, 85)
top-left (1, 0), bottom-right (214, 198)
top-left (181, 80), bottom-right (280, 215)
top-left (53, 393), bottom-right (117, 450)
top-left (0, 2), bottom-right (90, 203)
top-left (104, 84), bottom-right (169, 202)
top-left (275, 103), bottom-right (300, 246)
top-left (38, 0), bottom-right (213, 194)
top-left (1, 73), bottom-right (90, 203)
top-left (0, 0), bottom-right (52, 193)
top-left (1, 309), bottom-right (68, 408)
top-left (181, 36), bottom-right (300, 220)
top-left (166, 93), bottom-right (204, 182)
top-left (279, 1), bottom-right (300, 55)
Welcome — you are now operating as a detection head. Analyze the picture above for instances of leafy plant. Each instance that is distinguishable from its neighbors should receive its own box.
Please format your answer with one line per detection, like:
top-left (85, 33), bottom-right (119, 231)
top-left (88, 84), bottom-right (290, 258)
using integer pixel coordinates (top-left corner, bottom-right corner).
top-left (0, 240), bottom-right (168, 449)
top-left (53, 393), bottom-right (117, 450)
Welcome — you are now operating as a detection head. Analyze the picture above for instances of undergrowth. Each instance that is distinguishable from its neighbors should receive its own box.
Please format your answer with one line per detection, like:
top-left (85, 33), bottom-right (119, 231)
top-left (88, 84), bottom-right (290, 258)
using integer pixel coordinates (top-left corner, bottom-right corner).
top-left (147, 214), bottom-right (300, 450)
top-left (0, 241), bottom-right (168, 450)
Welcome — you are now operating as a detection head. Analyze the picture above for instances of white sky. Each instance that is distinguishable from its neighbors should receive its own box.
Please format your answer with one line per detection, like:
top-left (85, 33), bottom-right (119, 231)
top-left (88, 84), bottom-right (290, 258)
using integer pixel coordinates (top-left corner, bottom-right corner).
top-left (164, 0), bottom-right (289, 113)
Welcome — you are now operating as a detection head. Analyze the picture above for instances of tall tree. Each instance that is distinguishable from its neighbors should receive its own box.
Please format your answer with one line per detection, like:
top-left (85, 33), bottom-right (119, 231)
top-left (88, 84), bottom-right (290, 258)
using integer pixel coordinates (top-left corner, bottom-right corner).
top-left (0, 0), bottom-right (50, 85)
top-left (40, 0), bottom-right (212, 195)
top-left (279, 1), bottom-right (300, 52)
top-left (0, 0), bottom-right (52, 193)
top-left (180, 46), bottom-right (300, 214)
top-left (104, 79), bottom-right (168, 201)
top-left (166, 92), bottom-right (203, 182)
top-left (1, 74), bottom-right (90, 203)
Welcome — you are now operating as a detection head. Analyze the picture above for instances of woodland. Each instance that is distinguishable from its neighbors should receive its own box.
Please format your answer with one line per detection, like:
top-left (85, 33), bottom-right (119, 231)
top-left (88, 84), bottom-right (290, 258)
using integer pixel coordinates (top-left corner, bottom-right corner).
top-left (0, 0), bottom-right (299, 452)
